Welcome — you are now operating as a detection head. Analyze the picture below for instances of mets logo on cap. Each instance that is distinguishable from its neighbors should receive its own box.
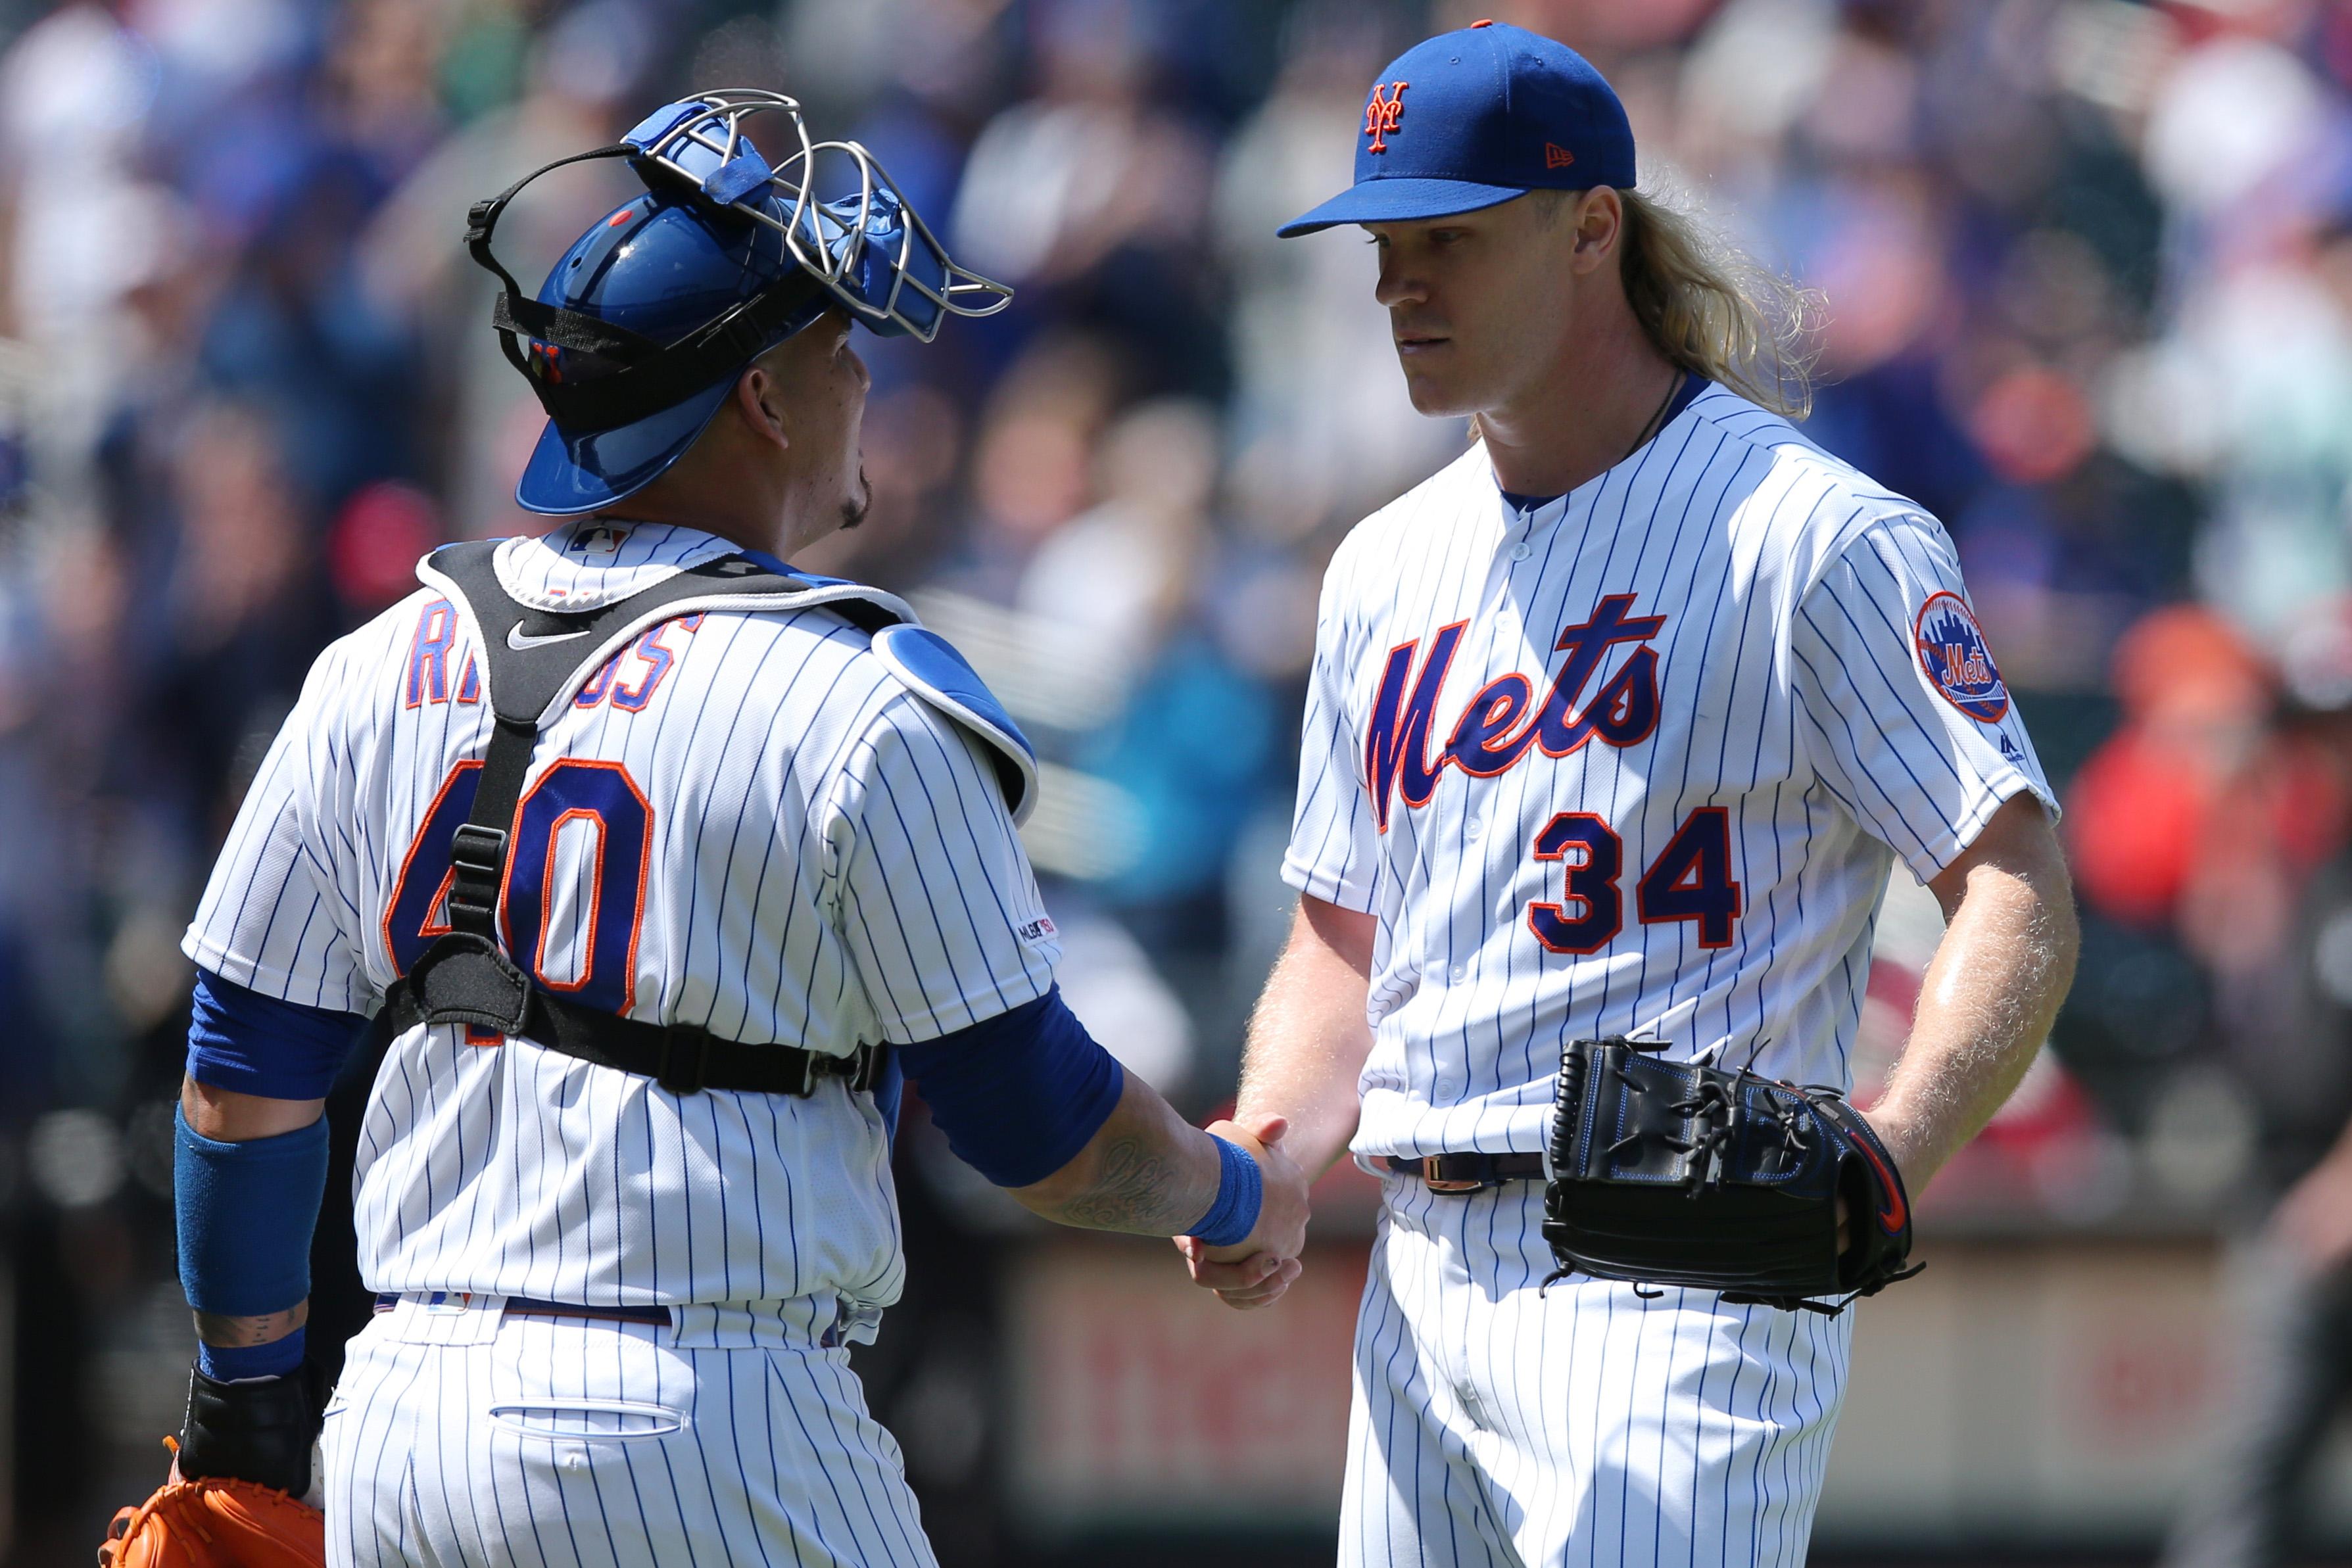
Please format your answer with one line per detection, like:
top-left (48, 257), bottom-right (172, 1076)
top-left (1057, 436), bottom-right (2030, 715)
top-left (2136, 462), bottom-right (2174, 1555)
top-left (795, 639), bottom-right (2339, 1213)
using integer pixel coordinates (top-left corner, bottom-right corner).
top-left (1914, 592), bottom-right (2009, 723)
top-left (1364, 81), bottom-right (1407, 153)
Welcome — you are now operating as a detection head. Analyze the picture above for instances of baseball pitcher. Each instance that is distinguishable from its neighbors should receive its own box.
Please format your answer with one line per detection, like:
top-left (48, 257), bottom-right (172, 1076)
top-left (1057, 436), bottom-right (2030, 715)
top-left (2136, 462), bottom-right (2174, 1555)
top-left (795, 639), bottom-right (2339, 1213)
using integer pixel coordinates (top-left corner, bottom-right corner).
top-left (115, 93), bottom-right (1307, 1568)
top-left (1178, 26), bottom-right (2078, 1567)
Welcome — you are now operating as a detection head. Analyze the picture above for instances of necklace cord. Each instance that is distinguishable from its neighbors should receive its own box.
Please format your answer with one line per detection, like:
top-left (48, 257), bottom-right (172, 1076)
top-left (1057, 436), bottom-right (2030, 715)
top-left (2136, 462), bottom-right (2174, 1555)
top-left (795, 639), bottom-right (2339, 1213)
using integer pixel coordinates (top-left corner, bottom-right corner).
top-left (1621, 368), bottom-right (1683, 467)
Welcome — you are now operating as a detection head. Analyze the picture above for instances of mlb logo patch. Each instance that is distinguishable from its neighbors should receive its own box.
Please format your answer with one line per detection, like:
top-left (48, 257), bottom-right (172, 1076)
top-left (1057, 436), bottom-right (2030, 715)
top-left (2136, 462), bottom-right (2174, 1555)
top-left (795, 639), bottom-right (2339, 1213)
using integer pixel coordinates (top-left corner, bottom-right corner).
top-left (570, 523), bottom-right (631, 558)
top-left (1913, 591), bottom-right (2009, 723)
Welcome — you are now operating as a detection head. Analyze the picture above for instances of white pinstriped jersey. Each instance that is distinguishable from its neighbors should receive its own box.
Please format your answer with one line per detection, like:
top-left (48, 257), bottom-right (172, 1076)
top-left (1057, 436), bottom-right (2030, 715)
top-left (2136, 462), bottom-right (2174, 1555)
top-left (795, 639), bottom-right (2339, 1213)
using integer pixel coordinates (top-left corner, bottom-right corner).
top-left (1286, 383), bottom-right (2054, 1164)
top-left (183, 519), bottom-right (1060, 1318)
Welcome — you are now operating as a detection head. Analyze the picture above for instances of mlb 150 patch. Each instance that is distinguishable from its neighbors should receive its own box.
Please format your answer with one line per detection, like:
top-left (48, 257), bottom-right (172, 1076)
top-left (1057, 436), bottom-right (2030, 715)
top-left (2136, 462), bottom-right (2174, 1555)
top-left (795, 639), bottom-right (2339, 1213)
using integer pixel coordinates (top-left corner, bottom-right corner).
top-left (1913, 591), bottom-right (2009, 723)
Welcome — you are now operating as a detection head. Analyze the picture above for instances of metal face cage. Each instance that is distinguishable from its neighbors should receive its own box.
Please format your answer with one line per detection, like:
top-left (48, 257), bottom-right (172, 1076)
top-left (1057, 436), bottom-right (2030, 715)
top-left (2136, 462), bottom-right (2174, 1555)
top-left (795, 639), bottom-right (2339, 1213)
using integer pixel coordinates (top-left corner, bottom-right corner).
top-left (621, 90), bottom-right (1012, 344)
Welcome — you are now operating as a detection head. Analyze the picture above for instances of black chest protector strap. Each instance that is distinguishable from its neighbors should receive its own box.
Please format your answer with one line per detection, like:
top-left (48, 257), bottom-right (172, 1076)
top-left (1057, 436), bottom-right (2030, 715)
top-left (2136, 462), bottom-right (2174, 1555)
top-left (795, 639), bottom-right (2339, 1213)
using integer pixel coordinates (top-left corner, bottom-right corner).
top-left (379, 539), bottom-right (901, 1096)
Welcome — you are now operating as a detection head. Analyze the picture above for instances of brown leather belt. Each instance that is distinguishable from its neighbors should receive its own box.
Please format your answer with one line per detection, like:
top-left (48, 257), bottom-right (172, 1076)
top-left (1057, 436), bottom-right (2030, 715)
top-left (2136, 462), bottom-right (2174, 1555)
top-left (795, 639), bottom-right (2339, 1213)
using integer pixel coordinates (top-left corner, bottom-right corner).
top-left (1387, 1152), bottom-right (1547, 1194)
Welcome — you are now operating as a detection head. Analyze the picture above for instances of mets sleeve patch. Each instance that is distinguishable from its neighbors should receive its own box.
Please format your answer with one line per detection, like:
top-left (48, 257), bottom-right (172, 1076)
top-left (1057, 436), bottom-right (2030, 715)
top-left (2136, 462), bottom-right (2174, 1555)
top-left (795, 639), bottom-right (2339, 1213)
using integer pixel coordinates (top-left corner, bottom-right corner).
top-left (1913, 591), bottom-right (2009, 724)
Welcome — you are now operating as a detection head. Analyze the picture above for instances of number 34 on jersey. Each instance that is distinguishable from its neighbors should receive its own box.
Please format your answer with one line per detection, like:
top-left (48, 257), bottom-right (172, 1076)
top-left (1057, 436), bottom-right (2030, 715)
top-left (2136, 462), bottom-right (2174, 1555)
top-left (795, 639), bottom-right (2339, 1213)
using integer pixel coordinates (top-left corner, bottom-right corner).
top-left (1364, 592), bottom-right (1742, 959)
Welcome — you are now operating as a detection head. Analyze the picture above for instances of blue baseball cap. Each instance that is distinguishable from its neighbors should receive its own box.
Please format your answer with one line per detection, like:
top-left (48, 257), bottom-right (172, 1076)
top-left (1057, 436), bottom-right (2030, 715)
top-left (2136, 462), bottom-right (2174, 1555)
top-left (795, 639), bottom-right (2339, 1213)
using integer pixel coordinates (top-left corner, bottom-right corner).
top-left (1276, 21), bottom-right (1636, 239)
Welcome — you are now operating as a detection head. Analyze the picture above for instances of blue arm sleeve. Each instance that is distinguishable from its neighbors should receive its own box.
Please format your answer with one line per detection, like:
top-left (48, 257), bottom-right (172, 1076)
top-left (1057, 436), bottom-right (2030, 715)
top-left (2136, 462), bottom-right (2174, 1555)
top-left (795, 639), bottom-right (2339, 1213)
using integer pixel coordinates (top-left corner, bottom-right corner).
top-left (187, 968), bottom-right (369, 1101)
top-left (175, 1106), bottom-right (329, 1318)
top-left (896, 985), bottom-right (1125, 1188)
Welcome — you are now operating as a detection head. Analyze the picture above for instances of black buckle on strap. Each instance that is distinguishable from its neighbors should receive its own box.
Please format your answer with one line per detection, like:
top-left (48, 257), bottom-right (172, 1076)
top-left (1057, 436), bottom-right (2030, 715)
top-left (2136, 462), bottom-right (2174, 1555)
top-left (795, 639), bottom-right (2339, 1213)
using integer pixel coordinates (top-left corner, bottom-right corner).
top-left (658, 1024), bottom-right (711, 1095)
top-left (450, 823), bottom-right (507, 872)
top-left (446, 824), bottom-right (509, 928)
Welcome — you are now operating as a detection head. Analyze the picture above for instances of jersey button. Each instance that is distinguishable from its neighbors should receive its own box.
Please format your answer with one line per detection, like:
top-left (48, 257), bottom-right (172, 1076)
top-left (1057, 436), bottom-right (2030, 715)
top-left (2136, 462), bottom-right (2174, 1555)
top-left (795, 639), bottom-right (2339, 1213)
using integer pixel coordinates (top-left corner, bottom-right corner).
top-left (1465, 817), bottom-right (1484, 842)
top-left (1450, 963), bottom-right (1468, 982)
top-left (1511, 542), bottom-right (1533, 561)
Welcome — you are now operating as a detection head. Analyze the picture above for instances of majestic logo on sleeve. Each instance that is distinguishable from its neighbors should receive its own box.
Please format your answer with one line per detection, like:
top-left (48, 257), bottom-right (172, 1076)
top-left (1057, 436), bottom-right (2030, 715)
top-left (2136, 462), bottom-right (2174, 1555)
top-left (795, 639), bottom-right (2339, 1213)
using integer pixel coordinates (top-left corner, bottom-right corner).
top-left (1913, 592), bottom-right (2009, 723)
top-left (1363, 82), bottom-right (1408, 153)
top-left (1367, 595), bottom-right (1665, 832)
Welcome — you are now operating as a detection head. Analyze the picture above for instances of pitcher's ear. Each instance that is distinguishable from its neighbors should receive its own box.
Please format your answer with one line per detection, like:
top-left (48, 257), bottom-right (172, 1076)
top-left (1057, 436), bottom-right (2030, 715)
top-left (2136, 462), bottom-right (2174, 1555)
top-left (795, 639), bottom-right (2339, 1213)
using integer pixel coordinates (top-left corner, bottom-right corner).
top-left (1570, 186), bottom-right (1625, 273)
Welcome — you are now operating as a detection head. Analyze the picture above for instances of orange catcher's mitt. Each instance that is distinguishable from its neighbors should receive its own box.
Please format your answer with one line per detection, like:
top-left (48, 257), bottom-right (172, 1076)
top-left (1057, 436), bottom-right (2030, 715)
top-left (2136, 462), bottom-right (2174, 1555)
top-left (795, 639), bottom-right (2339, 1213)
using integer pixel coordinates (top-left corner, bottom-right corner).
top-left (97, 1471), bottom-right (324, 1568)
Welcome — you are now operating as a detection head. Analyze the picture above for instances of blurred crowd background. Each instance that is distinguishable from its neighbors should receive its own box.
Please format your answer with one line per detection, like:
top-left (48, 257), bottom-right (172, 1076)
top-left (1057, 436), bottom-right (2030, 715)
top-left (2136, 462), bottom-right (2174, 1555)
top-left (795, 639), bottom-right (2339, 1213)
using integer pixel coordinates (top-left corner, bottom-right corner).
top-left (11, 0), bottom-right (2352, 1561)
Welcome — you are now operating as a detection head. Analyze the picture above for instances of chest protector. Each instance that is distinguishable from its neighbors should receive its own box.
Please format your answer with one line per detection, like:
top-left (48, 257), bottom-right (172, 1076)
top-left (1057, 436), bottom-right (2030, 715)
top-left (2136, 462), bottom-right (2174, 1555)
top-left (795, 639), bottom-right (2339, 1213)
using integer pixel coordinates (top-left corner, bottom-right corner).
top-left (377, 539), bottom-right (1036, 1095)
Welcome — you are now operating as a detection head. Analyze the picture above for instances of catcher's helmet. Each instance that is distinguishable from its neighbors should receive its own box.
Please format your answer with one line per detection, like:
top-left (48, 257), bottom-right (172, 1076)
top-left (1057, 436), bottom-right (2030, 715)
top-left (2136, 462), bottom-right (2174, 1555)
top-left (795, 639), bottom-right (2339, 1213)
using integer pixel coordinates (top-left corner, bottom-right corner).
top-left (469, 91), bottom-right (1011, 516)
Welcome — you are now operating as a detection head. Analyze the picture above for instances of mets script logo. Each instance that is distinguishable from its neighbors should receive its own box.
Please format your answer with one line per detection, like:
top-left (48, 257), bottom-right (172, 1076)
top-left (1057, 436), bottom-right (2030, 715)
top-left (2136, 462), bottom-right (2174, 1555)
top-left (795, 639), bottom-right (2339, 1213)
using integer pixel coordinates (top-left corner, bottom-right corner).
top-left (1913, 591), bottom-right (2008, 723)
top-left (1364, 81), bottom-right (1408, 153)
top-left (1368, 595), bottom-right (1664, 832)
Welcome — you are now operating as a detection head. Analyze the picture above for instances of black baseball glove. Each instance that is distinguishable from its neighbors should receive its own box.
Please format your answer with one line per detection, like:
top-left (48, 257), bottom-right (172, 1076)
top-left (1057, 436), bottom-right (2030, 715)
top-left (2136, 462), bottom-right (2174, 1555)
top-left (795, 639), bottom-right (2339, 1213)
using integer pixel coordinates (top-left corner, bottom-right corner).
top-left (1541, 1036), bottom-right (1921, 1314)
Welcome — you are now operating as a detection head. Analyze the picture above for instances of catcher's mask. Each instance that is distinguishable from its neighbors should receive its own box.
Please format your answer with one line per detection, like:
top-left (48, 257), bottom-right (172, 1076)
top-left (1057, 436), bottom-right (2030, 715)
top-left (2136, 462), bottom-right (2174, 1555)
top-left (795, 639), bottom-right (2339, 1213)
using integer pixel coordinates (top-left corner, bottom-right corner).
top-left (469, 90), bottom-right (1013, 516)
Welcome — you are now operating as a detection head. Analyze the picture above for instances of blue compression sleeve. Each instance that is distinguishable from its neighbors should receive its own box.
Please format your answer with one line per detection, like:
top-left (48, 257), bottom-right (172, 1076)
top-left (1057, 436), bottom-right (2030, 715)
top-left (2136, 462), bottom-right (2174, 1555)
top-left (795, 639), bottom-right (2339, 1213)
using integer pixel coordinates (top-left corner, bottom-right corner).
top-left (187, 968), bottom-right (369, 1101)
top-left (197, 1327), bottom-right (305, 1382)
top-left (174, 1107), bottom-right (330, 1318)
top-left (896, 986), bottom-right (1125, 1188)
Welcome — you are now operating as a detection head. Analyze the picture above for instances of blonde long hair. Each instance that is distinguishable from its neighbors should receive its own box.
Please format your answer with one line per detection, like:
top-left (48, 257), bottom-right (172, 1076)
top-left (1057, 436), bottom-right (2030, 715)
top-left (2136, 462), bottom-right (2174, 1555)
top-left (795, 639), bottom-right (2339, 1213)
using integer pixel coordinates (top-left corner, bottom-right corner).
top-left (1614, 187), bottom-right (1822, 420)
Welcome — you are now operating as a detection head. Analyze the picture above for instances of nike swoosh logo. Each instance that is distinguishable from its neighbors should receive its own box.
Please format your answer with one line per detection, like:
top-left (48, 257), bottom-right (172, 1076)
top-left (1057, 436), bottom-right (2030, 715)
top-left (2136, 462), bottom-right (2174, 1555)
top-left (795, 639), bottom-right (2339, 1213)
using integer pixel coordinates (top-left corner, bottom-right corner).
top-left (508, 622), bottom-right (592, 650)
top-left (1854, 1137), bottom-right (1907, 1233)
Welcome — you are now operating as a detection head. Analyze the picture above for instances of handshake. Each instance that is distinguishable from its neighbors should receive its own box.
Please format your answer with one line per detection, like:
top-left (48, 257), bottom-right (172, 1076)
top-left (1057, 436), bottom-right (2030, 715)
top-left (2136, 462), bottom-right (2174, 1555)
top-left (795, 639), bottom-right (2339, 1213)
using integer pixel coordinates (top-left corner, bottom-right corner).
top-left (1175, 1114), bottom-right (1315, 1310)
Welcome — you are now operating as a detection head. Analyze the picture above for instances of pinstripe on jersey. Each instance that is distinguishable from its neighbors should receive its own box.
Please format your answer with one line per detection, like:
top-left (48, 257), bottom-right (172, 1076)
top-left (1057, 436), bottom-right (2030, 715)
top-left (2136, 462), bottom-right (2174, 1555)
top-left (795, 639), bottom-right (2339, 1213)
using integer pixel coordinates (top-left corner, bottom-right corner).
top-left (1285, 383), bottom-right (2054, 1164)
top-left (182, 518), bottom-right (1063, 1318)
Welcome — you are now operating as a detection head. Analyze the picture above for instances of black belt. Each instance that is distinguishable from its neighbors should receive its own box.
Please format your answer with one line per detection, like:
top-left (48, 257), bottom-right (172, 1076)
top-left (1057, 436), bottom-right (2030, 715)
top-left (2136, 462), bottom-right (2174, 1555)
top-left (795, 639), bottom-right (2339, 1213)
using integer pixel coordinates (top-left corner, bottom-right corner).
top-left (381, 936), bottom-right (882, 1097)
top-left (375, 1293), bottom-right (672, 1327)
top-left (1387, 1152), bottom-right (1547, 1194)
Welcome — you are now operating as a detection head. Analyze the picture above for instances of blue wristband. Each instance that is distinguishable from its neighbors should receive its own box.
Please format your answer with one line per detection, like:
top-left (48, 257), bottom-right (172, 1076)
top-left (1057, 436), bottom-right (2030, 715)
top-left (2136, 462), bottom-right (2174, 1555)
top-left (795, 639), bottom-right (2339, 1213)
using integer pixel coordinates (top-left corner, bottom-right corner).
top-left (197, 1326), bottom-right (305, 1383)
top-left (1188, 1135), bottom-right (1263, 1248)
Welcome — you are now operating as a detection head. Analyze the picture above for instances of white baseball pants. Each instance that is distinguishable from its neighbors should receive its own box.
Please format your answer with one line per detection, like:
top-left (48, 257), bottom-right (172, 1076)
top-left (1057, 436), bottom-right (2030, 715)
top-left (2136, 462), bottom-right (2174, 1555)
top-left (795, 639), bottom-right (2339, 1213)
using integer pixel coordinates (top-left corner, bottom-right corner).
top-left (322, 1295), bottom-right (937, 1568)
top-left (1342, 1176), bottom-right (1854, 1567)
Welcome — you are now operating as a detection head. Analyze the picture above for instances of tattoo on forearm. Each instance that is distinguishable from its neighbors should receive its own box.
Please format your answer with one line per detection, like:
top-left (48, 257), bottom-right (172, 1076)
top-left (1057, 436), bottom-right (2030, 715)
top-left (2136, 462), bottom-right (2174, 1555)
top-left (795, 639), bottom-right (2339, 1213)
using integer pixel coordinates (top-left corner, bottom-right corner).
top-left (1056, 1137), bottom-right (1205, 1236)
top-left (193, 1300), bottom-right (308, 1348)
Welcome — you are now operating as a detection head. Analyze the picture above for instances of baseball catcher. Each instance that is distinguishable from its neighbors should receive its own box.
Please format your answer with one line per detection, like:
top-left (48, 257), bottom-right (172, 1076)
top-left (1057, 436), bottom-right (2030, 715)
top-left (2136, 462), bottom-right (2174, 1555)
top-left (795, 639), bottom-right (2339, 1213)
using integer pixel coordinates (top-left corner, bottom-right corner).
top-left (114, 90), bottom-right (1310, 1567)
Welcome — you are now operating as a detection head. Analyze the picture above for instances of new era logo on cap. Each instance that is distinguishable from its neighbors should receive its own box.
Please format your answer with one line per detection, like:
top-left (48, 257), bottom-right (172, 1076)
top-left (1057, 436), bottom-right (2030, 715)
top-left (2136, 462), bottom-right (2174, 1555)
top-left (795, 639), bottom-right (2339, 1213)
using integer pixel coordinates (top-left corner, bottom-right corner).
top-left (1546, 143), bottom-right (1575, 169)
